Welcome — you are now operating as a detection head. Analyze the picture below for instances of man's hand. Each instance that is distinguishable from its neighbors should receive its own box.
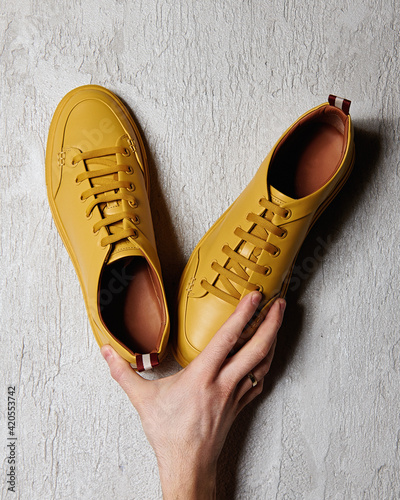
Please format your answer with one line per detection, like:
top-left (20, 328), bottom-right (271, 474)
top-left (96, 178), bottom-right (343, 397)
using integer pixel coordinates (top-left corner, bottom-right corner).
top-left (101, 291), bottom-right (286, 500)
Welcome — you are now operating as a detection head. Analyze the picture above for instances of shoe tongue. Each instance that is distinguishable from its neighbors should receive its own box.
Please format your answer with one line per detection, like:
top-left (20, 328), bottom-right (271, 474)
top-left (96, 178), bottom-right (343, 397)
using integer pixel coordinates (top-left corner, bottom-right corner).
top-left (84, 149), bottom-right (140, 266)
top-left (86, 154), bottom-right (121, 214)
top-left (236, 184), bottom-right (296, 267)
top-left (216, 185), bottom-right (296, 299)
top-left (104, 204), bottom-right (142, 265)
top-left (269, 185), bottom-right (296, 205)
top-left (107, 243), bottom-right (144, 265)
top-left (235, 185), bottom-right (295, 262)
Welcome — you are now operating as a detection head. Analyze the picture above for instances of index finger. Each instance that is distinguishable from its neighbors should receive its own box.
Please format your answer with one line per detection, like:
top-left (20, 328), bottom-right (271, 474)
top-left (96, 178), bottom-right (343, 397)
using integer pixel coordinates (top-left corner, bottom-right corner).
top-left (191, 291), bottom-right (263, 376)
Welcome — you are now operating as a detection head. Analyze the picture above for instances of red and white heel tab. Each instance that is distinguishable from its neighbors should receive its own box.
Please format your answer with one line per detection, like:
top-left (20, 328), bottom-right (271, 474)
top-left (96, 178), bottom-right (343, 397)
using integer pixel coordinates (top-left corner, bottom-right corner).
top-left (133, 353), bottom-right (160, 372)
top-left (328, 95), bottom-right (351, 115)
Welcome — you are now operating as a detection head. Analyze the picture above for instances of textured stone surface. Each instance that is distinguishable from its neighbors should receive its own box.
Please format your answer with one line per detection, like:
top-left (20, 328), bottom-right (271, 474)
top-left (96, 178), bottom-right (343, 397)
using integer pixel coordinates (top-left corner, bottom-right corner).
top-left (1, 0), bottom-right (399, 498)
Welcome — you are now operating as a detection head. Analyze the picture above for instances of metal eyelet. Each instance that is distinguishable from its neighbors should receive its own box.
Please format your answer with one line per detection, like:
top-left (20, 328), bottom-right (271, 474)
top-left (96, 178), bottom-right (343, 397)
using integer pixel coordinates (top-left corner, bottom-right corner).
top-left (128, 199), bottom-right (137, 208)
top-left (256, 284), bottom-right (264, 293)
top-left (127, 183), bottom-right (135, 191)
top-left (132, 229), bottom-right (138, 239)
top-left (122, 148), bottom-right (131, 157)
top-left (132, 215), bottom-right (140, 225)
top-left (264, 267), bottom-right (272, 276)
top-left (280, 229), bottom-right (287, 238)
top-left (80, 195), bottom-right (86, 203)
top-left (272, 248), bottom-right (281, 257)
top-left (126, 166), bottom-right (133, 174)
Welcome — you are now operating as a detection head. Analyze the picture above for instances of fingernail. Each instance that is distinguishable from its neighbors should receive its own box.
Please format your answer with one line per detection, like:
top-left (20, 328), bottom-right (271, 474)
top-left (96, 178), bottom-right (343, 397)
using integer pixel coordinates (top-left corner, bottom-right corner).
top-left (279, 299), bottom-right (286, 313)
top-left (251, 291), bottom-right (262, 306)
top-left (101, 345), bottom-right (113, 362)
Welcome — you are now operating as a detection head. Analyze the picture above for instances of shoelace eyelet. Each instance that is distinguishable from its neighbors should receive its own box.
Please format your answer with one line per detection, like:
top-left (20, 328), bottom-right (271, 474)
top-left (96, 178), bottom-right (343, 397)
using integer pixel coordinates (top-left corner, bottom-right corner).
top-left (132, 215), bottom-right (140, 225)
top-left (272, 248), bottom-right (281, 257)
top-left (126, 166), bottom-right (133, 174)
top-left (127, 183), bottom-right (135, 191)
top-left (122, 148), bottom-right (131, 157)
top-left (283, 209), bottom-right (291, 219)
top-left (264, 267), bottom-right (272, 276)
top-left (280, 229), bottom-right (287, 239)
top-left (128, 199), bottom-right (137, 208)
top-left (80, 195), bottom-right (86, 203)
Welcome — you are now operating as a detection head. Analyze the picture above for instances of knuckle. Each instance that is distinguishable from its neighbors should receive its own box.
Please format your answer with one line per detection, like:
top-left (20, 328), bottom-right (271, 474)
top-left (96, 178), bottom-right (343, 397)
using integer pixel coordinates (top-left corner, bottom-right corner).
top-left (269, 305), bottom-right (284, 329)
top-left (217, 379), bottom-right (235, 401)
top-left (234, 308), bottom-right (248, 322)
top-left (257, 342), bottom-right (271, 360)
top-left (232, 305), bottom-right (252, 327)
top-left (221, 326), bottom-right (239, 347)
top-left (109, 363), bottom-right (126, 383)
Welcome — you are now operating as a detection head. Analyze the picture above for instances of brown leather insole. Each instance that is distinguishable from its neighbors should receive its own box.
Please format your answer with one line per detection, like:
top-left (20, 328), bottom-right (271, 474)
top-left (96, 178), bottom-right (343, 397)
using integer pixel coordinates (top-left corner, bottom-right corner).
top-left (270, 121), bottom-right (344, 198)
top-left (294, 123), bottom-right (343, 198)
top-left (100, 257), bottom-right (163, 353)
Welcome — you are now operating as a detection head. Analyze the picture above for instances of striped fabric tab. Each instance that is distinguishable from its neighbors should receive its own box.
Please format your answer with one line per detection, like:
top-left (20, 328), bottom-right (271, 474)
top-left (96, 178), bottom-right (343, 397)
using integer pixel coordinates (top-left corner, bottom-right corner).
top-left (328, 94), bottom-right (351, 115)
top-left (135, 353), bottom-right (160, 372)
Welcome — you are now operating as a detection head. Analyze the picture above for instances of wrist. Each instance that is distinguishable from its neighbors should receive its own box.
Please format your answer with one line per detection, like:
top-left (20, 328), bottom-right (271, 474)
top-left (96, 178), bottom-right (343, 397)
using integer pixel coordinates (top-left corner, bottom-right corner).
top-left (158, 457), bottom-right (217, 500)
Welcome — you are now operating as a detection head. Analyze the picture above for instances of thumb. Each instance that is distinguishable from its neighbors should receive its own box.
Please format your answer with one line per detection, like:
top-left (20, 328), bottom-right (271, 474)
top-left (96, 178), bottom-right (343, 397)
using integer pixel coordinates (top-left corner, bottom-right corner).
top-left (101, 345), bottom-right (148, 406)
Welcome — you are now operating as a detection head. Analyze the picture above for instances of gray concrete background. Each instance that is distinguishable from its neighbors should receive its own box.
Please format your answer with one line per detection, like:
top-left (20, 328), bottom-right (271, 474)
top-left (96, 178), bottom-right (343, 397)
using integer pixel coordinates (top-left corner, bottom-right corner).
top-left (1, 1), bottom-right (399, 499)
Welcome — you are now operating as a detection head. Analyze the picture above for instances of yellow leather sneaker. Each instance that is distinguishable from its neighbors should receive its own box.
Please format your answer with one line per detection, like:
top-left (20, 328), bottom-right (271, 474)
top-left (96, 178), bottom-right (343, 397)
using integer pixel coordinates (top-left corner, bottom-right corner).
top-left (46, 85), bottom-right (169, 371)
top-left (174, 95), bottom-right (354, 367)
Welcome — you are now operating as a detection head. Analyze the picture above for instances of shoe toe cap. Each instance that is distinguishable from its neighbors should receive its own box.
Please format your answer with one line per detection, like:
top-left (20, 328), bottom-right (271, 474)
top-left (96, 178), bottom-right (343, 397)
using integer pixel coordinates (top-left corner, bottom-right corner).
top-left (63, 98), bottom-right (124, 152)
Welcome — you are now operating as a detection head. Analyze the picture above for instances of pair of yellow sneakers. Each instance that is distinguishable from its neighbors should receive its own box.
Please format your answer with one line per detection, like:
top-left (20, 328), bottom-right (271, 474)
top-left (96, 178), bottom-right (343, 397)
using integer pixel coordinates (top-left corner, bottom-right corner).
top-left (46, 86), bottom-right (354, 371)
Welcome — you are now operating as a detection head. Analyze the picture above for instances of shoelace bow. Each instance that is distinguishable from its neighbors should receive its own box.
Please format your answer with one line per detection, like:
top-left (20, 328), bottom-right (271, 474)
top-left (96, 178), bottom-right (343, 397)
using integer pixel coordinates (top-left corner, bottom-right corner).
top-left (73, 146), bottom-right (140, 247)
top-left (201, 198), bottom-right (290, 306)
